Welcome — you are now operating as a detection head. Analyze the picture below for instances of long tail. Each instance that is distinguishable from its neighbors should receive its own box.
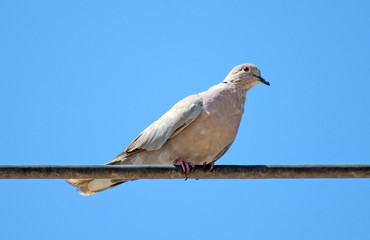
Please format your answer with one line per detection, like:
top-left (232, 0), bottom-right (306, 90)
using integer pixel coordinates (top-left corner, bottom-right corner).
top-left (66, 178), bottom-right (128, 196)
top-left (66, 155), bottom-right (133, 196)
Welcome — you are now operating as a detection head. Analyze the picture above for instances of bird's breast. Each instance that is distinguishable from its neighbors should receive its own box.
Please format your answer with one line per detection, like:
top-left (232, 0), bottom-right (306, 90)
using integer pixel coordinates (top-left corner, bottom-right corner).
top-left (165, 88), bottom-right (246, 163)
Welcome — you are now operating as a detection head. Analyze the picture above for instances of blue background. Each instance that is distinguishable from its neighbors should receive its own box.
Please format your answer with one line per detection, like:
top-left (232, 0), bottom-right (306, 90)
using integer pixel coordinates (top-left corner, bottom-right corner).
top-left (0, 1), bottom-right (369, 239)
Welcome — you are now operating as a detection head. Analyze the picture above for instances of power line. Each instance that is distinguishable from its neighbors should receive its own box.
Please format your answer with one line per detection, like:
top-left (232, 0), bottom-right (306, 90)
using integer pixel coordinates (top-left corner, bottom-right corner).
top-left (0, 164), bottom-right (369, 179)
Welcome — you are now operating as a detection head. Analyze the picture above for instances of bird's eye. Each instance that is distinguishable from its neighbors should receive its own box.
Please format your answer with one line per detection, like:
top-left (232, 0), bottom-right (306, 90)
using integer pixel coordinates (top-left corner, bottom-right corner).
top-left (243, 67), bottom-right (250, 72)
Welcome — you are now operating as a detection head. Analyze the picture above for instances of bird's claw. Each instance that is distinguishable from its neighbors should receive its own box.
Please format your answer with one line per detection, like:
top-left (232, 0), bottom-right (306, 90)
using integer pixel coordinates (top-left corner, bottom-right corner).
top-left (203, 161), bottom-right (215, 172)
top-left (175, 159), bottom-right (195, 180)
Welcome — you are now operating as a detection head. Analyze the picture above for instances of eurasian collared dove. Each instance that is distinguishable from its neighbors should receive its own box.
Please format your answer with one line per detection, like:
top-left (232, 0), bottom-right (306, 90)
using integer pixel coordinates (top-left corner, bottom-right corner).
top-left (67, 63), bottom-right (269, 196)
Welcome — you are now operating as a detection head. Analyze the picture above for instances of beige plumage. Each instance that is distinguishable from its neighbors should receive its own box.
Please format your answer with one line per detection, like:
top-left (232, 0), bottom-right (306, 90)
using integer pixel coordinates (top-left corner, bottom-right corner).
top-left (67, 63), bottom-right (269, 196)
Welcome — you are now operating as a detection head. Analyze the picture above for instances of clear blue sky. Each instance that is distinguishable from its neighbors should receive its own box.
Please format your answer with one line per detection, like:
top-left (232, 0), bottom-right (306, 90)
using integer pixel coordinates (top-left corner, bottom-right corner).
top-left (0, 1), bottom-right (369, 239)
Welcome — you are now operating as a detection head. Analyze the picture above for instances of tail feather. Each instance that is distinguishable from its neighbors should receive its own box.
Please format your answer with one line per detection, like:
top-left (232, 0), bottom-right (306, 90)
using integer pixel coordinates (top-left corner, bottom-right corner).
top-left (66, 178), bottom-right (128, 196)
top-left (67, 155), bottom-right (130, 196)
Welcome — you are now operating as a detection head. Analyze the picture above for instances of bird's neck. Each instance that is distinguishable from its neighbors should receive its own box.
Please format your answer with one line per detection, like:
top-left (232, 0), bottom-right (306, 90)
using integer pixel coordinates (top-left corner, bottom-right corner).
top-left (222, 78), bottom-right (256, 93)
top-left (210, 82), bottom-right (247, 105)
top-left (222, 80), bottom-right (253, 95)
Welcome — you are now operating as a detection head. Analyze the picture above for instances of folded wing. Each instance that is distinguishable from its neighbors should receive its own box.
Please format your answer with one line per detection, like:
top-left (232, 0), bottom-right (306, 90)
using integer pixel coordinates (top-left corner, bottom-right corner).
top-left (125, 94), bottom-right (203, 152)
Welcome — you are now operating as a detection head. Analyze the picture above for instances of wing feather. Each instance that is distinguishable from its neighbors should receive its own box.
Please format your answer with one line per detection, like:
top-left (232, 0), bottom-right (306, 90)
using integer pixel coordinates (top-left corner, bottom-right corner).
top-left (125, 94), bottom-right (203, 152)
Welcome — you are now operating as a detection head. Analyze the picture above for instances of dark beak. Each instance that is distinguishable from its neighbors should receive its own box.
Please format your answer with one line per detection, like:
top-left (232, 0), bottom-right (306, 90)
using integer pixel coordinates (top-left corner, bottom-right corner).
top-left (256, 76), bottom-right (270, 86)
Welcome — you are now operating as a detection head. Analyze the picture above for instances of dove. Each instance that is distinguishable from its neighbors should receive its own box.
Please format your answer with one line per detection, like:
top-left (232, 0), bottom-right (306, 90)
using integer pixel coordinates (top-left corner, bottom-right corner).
top-left (67, 63), bottom-right (270, 196)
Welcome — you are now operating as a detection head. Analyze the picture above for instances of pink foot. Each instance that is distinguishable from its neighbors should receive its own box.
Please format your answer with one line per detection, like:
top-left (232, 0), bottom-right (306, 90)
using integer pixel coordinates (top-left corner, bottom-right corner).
top-left (175, 159), bottom-right (195, 177)
top-left (203, 161), bottom-right (215, 172)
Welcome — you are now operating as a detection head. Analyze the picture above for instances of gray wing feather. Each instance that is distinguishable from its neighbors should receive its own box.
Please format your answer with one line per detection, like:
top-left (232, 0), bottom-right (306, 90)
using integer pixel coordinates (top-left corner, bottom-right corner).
top-left (125, 94), bottom-right (203, 152)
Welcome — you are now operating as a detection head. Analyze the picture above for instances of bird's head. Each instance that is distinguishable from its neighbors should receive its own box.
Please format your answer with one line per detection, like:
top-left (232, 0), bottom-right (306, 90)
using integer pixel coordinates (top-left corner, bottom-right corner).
top-left (224, 63), bottom-right (270, 91)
